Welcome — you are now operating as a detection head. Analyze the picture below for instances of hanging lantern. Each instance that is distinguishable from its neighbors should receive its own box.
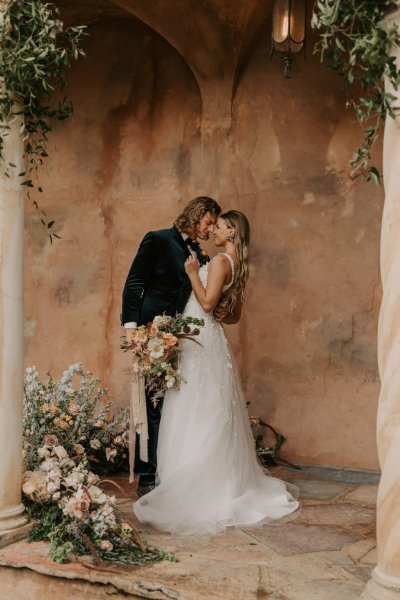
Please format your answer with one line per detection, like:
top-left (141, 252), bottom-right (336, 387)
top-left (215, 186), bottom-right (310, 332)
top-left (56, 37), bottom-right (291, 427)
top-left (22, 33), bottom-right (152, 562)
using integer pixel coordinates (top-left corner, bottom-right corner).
top-left (270, 0), bottom-right (307, 78)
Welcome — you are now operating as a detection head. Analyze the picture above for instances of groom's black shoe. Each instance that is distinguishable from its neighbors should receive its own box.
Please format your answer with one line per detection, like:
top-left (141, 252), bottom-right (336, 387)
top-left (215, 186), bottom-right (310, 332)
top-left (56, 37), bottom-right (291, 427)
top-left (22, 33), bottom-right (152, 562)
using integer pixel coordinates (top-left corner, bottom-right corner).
top-left (137, 484), bottom-right (155, 498)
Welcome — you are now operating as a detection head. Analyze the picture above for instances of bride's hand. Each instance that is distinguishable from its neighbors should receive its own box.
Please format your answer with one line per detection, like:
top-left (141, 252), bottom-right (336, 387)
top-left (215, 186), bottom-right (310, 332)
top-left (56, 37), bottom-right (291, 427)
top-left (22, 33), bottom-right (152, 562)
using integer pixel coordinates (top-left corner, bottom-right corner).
top-left (184, 255), bottom-right (200, 275)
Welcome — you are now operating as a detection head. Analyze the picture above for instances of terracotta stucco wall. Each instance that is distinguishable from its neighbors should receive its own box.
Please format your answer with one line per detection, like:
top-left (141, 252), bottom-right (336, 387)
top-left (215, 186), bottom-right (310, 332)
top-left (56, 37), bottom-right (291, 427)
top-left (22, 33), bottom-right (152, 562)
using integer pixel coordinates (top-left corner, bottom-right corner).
top-left (24, 15), bottom-right (383, 469)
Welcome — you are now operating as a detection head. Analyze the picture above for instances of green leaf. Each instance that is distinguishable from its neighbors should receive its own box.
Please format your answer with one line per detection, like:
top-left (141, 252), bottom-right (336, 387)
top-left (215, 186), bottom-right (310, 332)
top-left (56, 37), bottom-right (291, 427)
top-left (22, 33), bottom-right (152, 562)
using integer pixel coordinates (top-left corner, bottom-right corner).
top-left (312, 0), bottom-right (397, 182)
top-left (0, 0), bottom-right (87, 205)
top-left (369, 166), bottom-right (382, 186)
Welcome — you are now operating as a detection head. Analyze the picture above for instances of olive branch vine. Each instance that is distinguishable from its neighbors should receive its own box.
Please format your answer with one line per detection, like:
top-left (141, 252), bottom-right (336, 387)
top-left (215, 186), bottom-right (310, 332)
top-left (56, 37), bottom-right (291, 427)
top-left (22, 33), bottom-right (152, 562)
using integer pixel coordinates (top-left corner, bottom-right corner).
top-left (312, 0), bottom-right (400, 184)
top-left (0, 0), bottom-right (87, 241)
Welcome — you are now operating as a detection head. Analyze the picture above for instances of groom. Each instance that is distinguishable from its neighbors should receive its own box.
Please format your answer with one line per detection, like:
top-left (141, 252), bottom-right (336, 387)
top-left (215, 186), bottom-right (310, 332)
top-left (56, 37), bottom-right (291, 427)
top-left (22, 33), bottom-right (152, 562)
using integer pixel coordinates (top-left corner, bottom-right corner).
top-left (121, 196), bottom-right (221, 497)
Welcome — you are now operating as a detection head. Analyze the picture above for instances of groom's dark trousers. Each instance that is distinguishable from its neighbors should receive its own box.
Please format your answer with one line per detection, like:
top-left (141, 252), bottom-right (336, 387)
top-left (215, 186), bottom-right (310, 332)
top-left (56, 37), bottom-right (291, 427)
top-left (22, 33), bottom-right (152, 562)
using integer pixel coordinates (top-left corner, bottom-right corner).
top-left (121, 226), bottom-right (199, 486)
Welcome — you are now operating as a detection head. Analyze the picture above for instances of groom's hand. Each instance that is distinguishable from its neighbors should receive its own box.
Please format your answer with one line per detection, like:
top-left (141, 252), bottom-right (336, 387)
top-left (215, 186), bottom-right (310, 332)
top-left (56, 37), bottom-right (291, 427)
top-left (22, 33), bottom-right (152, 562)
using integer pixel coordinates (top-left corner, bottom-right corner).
top-left (184, 255), bottom-right (200, 275)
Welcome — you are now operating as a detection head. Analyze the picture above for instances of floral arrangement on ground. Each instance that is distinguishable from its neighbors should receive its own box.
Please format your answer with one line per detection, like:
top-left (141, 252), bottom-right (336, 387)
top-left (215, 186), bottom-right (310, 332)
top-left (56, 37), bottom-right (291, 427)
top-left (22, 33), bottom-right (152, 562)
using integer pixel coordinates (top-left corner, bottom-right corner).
top-left (250, 416), bottom-right (298, 470)
top-left (22, 364), bottom-right (174, 565)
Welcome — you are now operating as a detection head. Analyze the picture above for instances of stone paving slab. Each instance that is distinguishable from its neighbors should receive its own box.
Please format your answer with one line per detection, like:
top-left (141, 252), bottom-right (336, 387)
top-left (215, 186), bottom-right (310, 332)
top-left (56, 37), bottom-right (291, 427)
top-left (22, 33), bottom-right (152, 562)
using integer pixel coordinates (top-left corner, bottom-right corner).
top-left (243, 522), bottom-right (363, 556)
top-left (0, 469), bottom-right (380, 600)
top-left (343, 485), bottom-right (379, 507)
top-left (287, 478), bottom-right (350, 501)
top-left (296, 503), bottom-right (376, 528)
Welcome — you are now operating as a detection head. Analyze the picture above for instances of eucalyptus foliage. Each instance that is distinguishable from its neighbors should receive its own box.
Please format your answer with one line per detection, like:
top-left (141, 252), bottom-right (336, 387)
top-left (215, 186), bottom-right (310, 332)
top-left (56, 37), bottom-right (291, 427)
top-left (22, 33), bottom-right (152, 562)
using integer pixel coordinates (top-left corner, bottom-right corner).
top-left (0, 1), bottom-right (86, 239)
top-left (312, 0), bottom-right (400, 183)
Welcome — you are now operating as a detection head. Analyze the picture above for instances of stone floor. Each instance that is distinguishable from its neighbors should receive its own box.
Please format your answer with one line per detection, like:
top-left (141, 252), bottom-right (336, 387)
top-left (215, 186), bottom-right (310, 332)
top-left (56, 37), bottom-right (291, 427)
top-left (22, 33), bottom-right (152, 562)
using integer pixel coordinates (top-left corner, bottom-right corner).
top-left (0, 465), bottom-right (379, 600)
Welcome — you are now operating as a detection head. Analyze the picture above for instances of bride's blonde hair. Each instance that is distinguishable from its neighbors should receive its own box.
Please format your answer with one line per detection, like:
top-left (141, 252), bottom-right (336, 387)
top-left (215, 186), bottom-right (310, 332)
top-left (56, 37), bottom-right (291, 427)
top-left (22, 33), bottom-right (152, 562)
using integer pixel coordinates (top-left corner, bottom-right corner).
top-left (220, 210), bottom-right (250, 314)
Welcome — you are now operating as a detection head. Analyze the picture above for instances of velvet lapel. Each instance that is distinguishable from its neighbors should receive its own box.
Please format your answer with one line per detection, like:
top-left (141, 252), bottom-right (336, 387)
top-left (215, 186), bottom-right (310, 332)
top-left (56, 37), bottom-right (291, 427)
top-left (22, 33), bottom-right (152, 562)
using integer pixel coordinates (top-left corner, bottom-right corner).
top-left (171, 226), bottom-right (191, 258)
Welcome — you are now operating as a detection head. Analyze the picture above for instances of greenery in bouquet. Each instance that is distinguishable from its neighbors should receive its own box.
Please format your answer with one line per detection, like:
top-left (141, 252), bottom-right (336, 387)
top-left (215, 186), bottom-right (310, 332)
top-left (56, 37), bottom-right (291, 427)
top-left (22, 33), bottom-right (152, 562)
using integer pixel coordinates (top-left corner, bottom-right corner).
top-left (23, 364), bottom-right (129, 475)
top-left (22, 445), bottom-right (173, 565)
top-left (121, 314), bottom-right (205, 404)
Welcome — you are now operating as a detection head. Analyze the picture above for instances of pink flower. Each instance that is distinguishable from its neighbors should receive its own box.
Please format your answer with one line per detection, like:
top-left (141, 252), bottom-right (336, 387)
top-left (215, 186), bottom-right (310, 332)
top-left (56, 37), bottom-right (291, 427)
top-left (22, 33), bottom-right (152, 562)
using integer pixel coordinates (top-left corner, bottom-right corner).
top-left (100, 540), bottom-right (113, 552)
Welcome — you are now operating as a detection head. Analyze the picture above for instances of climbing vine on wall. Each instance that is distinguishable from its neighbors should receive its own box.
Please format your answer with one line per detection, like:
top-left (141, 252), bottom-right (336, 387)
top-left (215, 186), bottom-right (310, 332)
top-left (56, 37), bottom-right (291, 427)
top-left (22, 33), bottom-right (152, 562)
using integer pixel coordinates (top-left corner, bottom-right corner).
top-left (312, 0), bottom-right (400, 183)
top-left (0, 0), bottom-right (86, 239)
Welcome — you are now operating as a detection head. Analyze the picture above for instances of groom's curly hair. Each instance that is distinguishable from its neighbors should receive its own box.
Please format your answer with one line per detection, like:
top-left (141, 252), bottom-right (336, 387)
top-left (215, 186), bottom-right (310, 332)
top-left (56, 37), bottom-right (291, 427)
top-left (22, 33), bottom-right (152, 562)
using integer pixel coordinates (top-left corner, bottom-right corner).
top-left (174, 196), bottom-right (221, 234)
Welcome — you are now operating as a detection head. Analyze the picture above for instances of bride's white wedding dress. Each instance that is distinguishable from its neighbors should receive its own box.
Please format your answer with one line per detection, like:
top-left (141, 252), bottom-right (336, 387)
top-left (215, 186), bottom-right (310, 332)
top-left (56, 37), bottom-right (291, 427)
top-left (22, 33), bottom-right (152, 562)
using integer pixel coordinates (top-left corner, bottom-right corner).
top-left (134, 254), bottom-right (299, 534)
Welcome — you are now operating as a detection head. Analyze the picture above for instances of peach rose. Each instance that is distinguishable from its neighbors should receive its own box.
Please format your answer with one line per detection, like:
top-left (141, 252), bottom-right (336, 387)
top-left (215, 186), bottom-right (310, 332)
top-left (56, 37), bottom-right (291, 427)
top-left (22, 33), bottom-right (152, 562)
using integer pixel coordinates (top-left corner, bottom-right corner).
top-left (44, 434), bottom-right (59, 447)
top-left (162, 333), bottom-right (178, 347)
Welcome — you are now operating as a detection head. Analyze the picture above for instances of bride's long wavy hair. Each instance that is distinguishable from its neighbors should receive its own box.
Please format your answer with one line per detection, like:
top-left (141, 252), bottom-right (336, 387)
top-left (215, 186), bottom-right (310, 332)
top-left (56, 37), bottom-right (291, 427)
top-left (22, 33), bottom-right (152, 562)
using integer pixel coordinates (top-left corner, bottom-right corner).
top-left (220, 210), bottom-right (250, 314)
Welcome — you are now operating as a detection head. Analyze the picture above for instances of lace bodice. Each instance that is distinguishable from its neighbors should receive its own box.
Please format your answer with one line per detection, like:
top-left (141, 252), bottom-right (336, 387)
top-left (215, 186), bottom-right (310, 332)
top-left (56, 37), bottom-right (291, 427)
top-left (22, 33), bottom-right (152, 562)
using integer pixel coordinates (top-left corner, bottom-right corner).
top-left (185, 253), bottom-right (234, 319)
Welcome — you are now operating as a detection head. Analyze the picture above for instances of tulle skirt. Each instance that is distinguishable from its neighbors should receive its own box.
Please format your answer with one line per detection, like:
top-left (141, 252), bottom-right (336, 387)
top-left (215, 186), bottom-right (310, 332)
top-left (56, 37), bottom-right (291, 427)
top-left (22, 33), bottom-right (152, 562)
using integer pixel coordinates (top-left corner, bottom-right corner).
top-left (134, 294), bottom-right (299, 535)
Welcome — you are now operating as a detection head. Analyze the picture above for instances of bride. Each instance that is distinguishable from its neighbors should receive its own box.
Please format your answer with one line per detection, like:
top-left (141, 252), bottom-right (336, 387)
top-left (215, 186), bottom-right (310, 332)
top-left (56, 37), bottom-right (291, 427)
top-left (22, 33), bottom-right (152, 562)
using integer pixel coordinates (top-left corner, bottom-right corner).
top-left (133, 210), bottom-right (299, 534)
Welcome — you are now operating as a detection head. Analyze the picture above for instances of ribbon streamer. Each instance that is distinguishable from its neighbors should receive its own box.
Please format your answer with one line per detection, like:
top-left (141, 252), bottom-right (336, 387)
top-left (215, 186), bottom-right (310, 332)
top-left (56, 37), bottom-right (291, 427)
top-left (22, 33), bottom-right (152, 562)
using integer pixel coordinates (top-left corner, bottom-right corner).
top-left (129, 368), bottom-right (148, 483)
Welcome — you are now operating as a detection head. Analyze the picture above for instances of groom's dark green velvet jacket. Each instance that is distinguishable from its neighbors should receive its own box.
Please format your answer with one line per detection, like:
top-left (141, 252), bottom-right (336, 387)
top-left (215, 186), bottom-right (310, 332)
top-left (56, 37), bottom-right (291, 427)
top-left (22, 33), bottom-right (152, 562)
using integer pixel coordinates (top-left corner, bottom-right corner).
top-left (121, 226), bottom-right (194, 326)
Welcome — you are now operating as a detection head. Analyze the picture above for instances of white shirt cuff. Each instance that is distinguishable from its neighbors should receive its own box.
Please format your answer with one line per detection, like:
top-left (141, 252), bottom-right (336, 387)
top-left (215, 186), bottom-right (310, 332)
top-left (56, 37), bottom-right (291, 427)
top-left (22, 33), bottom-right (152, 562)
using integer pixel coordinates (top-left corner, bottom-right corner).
top-left (124, 322), bottom-right (137, 328)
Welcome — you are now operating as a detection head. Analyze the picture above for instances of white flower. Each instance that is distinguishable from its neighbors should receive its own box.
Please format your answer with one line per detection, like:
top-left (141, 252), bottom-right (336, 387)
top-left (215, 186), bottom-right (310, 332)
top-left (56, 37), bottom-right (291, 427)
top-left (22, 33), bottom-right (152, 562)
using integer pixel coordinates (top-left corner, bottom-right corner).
top-left (38, 446), bottom-right (51, 459)
top-left (165, 375), bottom-right (176, 388)
top-left (62, 487), bottom-right (90, 519)
top-left (147, 338), bottom-right (166, 359)
top-left (53, 446), bottom-right (68, 460)
top-left (52, 492), bottom-right (61, 501)
top-left (105, 447), bottom-right (117, 462)
top-left (87, 472), bottom-right (100, 485)
top-left (40, 458), bottom-right (56, 472)
top-left (59, 458), bottom-right (75, 470)
top-left (153, 315), bottom-right (172, 327)
top-left (74, 444), bottom-right (85, 455)
top-left (88, 485), bottom-right (107, 505)
top-left (22, 479), bottom-right (37, 496)
top-left (64, 470), bottom-right (84, 489)
top-left (22, 470), bottom-right (51, 501)
top-left (93, 519), bottom-right (108, 537)
top-left (90, 438), bottom-right (101, 449)
top-left (47, 479), bottom-right (60, 494)
top-left (48, 468), bottom-right (62, 481)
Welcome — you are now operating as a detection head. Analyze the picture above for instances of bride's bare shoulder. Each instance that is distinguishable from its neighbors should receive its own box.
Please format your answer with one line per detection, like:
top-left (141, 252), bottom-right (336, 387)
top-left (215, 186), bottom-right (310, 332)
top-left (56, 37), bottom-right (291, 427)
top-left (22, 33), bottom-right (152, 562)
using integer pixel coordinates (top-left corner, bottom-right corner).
top-left (209, 253), bottom-right (231, 270)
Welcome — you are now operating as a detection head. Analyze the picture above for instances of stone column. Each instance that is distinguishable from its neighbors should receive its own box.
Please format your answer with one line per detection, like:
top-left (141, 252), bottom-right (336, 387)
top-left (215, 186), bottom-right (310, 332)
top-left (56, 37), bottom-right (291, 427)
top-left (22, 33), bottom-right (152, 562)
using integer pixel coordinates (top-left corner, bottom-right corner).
top-left (0, 2), bottom-right (28, 544)
top-left (361, 5), bottom-right (400, 599)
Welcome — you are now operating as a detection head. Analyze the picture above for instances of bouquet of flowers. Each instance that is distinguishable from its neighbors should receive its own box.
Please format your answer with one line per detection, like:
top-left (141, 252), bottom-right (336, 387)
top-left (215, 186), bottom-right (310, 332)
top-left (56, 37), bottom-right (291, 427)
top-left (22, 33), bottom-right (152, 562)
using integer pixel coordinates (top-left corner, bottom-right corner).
top-left (121, 314), bottom-right (205, 404)
top-left (22, 442), bottom-right (172, 565)
top-left (23, 364), bottom-right (130, 475)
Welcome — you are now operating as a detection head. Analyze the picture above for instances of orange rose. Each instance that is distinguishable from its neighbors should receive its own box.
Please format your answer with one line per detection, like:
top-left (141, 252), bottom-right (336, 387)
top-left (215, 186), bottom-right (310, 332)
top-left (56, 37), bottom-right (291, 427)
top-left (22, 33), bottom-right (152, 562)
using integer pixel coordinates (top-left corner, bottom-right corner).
top-left (162, 333), bottom-right (178, 347)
